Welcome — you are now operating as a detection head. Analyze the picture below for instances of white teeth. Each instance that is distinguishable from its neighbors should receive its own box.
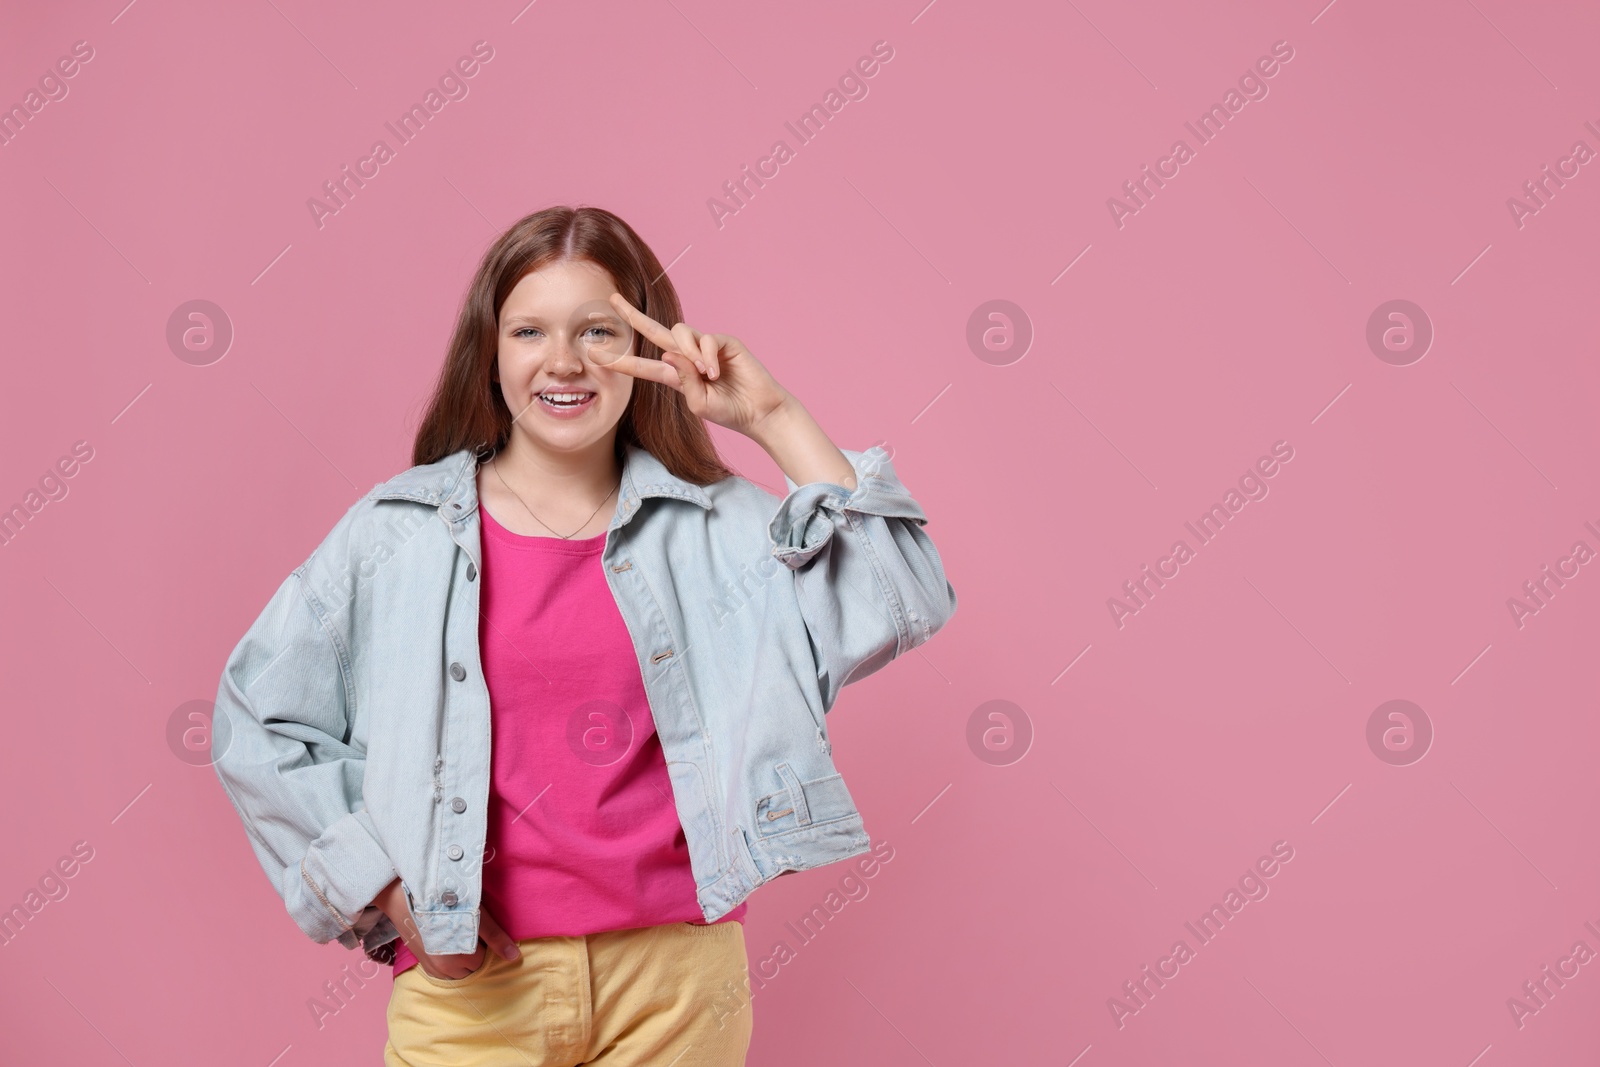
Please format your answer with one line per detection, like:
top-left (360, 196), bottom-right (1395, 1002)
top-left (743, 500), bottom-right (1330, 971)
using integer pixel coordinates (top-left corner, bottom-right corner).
top-left (540, 392), bottom-right (592, 404)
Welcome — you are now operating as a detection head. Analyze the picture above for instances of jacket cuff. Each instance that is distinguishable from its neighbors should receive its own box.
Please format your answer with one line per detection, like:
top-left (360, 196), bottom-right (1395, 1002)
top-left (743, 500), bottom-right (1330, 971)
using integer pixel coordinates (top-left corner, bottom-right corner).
top-left (291, 809), bottom-right (399, 947)
top-left (767, 447), bottom-right (929, 569)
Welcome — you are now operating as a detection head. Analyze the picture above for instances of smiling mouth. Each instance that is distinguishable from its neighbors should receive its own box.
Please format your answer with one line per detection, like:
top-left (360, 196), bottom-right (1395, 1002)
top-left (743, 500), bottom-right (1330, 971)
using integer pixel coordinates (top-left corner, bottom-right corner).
top-left (538, 391), bottom-right (595, 409)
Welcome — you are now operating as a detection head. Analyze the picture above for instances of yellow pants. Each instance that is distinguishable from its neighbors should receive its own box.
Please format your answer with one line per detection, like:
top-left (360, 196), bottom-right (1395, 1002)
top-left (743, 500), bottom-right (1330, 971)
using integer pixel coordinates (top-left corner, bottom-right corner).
top-left (383, 919), bottom-right (753, 1067)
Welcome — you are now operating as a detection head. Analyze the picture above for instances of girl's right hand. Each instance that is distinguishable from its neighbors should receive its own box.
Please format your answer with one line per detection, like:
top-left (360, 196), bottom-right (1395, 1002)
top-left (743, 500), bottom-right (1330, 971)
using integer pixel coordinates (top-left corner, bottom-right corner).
top-left (415, 939), bottom-right (487, 981)
top-left (371, 877), bottom-right (522, 980)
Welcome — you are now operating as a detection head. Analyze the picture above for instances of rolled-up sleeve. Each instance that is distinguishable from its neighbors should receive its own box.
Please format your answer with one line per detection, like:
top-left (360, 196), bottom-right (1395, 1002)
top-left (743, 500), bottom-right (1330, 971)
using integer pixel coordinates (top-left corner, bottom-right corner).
top-left (210, 568), bottom-right (399, 951)
top-left (767, 446), bottom-right (958, 711)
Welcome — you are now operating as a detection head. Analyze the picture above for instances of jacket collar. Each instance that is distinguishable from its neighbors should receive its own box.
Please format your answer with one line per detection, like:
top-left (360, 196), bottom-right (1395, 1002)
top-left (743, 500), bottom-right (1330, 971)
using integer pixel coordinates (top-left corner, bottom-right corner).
top-left (370, 444), bottom-right (713, 529)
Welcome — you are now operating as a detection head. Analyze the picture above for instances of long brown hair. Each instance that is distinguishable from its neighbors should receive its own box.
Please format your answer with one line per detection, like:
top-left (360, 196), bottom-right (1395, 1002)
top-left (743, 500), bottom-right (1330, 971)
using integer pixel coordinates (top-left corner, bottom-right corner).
top-left (411, 206), bottom-right (734, 485)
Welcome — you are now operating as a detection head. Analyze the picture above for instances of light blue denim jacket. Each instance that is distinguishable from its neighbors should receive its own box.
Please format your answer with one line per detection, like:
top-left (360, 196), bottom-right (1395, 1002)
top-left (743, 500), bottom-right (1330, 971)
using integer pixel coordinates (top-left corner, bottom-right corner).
top-left (211, 443), bottom-right (956, 959)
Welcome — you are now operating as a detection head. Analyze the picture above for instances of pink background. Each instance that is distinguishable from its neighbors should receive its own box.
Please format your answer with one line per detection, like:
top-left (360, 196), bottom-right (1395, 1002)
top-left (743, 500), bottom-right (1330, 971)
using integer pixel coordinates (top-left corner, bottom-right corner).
top-left (2, 0), bottom-right (1597, 1063)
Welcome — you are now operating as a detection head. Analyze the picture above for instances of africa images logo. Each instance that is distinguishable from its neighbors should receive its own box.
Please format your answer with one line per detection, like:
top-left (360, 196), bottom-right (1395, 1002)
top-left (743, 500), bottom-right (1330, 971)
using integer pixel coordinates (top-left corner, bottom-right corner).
top-left (305, 41), bottom-right (495, 229)
top-left (1106, 39), bottom-right (1296, 229)
top-left (1107, 840), bottom-right (1296, 1029)
top-left (1106, 440), bottom-right (1295, 629)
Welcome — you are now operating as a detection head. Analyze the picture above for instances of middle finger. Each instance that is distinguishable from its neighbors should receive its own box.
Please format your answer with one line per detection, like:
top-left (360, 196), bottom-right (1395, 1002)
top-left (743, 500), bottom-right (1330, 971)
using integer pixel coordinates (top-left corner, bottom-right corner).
top-left (608, 292), bottom-right (677, 351)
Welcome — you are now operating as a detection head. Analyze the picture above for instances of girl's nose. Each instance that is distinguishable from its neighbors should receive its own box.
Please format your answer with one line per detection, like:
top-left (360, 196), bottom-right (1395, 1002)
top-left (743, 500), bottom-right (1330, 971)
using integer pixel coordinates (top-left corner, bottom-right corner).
top-left (546, 334), bottom-right (584, 372)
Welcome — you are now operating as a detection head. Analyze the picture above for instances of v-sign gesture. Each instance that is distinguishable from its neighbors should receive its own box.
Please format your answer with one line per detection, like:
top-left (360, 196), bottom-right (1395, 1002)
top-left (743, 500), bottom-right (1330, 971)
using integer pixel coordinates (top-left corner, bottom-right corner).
top-left (601, 292), bottom-right (793, 439)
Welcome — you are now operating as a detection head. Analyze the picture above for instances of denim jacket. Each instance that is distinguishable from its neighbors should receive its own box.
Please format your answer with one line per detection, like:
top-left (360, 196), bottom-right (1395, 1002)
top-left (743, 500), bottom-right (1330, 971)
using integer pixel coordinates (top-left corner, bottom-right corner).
top-left (211, 443), bottom-right (956, 959)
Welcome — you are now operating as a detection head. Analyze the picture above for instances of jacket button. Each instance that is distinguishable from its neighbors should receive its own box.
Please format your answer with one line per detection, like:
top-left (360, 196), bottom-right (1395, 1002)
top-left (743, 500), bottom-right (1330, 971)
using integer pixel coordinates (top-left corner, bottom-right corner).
top-left (449, 662), bottom-right (466, 681)
top-left (466, 562), bottom-right (477, 582)
top-left (441, 891), bottom-right (459, 906)
top-left (447, 845), bottom-right (464, 861)
top-left (451, 797), bottom-right (467, 813)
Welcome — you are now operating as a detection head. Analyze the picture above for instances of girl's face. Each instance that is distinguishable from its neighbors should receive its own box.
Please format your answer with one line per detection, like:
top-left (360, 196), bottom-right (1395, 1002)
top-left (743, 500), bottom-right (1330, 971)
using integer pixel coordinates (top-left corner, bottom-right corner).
top-left (494, 258), bottom-right (636, 457)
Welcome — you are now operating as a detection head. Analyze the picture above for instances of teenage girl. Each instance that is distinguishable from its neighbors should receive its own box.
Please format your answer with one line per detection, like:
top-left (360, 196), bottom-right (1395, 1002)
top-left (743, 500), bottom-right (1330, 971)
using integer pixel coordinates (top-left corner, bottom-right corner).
top-left (211, 205), bottom-right (957, 1066)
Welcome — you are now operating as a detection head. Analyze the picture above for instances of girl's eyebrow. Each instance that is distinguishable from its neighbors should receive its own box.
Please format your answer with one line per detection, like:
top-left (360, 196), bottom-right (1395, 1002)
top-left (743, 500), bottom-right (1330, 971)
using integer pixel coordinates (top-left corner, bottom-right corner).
top-left (502, 310), bottom-right (623, 326)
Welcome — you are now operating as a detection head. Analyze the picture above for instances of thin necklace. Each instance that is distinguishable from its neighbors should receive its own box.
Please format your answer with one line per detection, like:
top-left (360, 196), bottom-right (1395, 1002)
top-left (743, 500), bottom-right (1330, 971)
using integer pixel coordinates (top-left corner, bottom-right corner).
top-left (490, 456), bottom-right (619, 540)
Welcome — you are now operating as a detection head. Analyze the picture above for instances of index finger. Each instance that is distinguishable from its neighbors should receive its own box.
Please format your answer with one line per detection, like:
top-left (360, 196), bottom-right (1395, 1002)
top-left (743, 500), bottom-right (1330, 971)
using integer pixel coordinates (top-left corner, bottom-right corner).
top-left (587, 348), bottom-right (683, 387)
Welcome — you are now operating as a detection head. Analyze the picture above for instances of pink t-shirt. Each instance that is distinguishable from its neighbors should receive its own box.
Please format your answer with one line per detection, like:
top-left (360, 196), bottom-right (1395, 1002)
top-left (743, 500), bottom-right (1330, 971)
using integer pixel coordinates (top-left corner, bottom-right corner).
top-left (392, 504), bottom-right (744, 976)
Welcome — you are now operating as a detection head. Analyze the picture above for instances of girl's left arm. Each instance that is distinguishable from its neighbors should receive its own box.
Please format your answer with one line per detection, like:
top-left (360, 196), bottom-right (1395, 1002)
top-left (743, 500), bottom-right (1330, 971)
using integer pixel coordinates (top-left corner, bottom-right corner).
top-left (745, 395), bottom-right (858, 494)
top-left (600, 293), bottom-right (958, 709)
top-left (753, 397), bottom-right (958, 713)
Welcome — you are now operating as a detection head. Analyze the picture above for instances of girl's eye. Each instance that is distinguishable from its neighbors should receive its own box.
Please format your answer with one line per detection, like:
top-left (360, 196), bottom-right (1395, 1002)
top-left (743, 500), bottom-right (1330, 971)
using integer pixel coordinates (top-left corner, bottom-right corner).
top-left (512, 327), bottom-right (613, 339)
